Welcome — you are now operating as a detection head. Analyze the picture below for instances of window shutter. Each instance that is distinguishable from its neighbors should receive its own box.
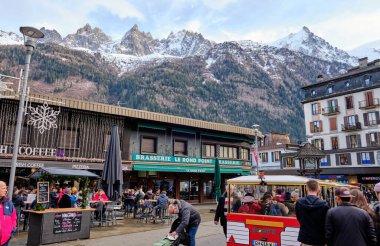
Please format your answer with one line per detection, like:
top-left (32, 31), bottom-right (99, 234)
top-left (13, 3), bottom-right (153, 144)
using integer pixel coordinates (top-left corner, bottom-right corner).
top-left (370, 152), bottom-right (375, 164)
top-left (321, 139), bottom-right (324, 150)
top-left (335, 154), bottom-right (340, 166)
top-left (376, 112), bottom-right (380, 124)
top-left (326, 155), bottom-right (331, 166)
top-left (357, 153), bottom-right (362, 165)
top-left (346, 136), bottom-right (351, 148)
top-left (319, 121), bottom-right (323, 132)
top-left (318, 103), bottom-right (321, 114)
top-left (363, 113), bottom-right (369, 126)
top-left (334, 99), bottom-right (338, 108)
top-left (355, 114), bottom-right (359, 124)
top-left (357, 135), bottom-right (362, 147)
top-left (330, 118), bottom-right (337, 131)
top-left (344, 116), bottom-right (348, 125)
top-left (310, 122), bottom-right (314, 133)
top-left (347, 153), bottom-right (352, 165)
top-left (366, 133), bottom-right (371, 146)
top-left (142, 137), bottom-right (156, 153)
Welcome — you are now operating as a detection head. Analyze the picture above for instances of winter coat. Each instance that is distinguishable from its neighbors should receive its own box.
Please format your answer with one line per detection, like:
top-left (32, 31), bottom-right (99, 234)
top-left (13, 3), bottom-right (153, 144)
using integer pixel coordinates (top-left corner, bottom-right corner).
top-left (49, 191), bottom-right (58, 208)
top-left (174, 200), bottom-right (201, 234)
top-left (214, 196), bottom-right (241, 227)
top-left (326, 202), bottom-right (377, 246)
top-left (93, 193), bottom-right (108, 201)
top-left (238, 202), bottom-right (261, 214)
top-left (372, 202), bottom-right (380, 246)
top-left (295, 195), bottom-right (329, 245)
top-left (157, 194), bottom-right (169, 209)
top-left (0, 198), bottom-right (17, 245)
top-left (11, 194), bottom-right (24, 214)
top-left (59, 194), bottom-right (72, 208)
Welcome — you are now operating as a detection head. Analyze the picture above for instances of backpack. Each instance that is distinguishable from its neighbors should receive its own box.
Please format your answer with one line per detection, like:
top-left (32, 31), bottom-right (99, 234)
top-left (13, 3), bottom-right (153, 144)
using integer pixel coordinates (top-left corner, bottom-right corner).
top-left (153, 238), bottom-right (174, 246)
top-left (269, 204), bottom-right (281, 216)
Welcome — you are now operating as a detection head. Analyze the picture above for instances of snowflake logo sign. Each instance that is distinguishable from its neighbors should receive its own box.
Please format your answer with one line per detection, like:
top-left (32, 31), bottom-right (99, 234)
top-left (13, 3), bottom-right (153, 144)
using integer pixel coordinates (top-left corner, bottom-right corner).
top-left (27, 102), bottom-right (60, 134)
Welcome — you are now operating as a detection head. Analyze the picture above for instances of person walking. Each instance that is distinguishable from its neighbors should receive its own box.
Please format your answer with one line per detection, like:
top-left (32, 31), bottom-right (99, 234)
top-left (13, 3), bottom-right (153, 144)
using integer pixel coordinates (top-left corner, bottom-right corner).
top-left (168, 199), bottom-right (201, 246)
top-left (214, 185), bottom-right (241, 237)
top-left (326, 187), bottom-right (377, 246)
top-left (295, 179), bottom-right (329, 246)
top-left (371, 182), bottom-right (380, 245)
top-left (0, 181), bottom-right (17, 246)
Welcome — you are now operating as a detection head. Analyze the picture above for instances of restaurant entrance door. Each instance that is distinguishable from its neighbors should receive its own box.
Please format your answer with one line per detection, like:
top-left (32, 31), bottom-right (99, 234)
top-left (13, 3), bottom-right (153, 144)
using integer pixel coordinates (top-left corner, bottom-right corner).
top-left (179, 179), bottom-right (199, 203)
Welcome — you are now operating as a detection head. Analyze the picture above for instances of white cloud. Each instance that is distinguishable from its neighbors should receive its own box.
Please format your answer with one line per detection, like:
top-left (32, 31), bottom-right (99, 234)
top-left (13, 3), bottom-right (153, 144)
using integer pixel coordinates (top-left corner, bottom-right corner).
top-left (243, 27), bottom-right (299, 43)
top-left (91, 0), bottom-right (145, 20)
top-left (310, 9), bottom-right (380, 50)
top-left (185, 20), bottom-right (201, 32)
top-left (202, 0), bottom-right (238, 9)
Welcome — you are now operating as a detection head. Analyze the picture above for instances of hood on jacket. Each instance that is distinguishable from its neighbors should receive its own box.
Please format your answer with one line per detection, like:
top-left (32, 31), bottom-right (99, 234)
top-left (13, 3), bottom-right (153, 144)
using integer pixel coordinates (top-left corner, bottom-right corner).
top-left (298, 195), bottom-right (327, 210)
top-left (158, 194), bottom-right (167, 199)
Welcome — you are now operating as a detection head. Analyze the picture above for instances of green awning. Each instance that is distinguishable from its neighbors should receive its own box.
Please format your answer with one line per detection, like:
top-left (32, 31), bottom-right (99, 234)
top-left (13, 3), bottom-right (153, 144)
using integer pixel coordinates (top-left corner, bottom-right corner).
top-left (172, 128), bottom-right (196, 135)
top-left (133, 164), bottom-right (247, 174)
top-left (138, 123), bottom-right (166, 131)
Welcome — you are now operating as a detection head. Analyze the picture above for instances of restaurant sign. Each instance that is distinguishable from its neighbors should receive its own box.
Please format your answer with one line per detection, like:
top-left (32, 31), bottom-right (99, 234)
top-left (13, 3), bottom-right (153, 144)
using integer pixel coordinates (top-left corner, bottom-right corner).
top-left (0, 145), bottom-right (57, 157)
top-left (132, 154), bottom-right (242, 166)
top-left (133, 164), bottom-right (249, 174)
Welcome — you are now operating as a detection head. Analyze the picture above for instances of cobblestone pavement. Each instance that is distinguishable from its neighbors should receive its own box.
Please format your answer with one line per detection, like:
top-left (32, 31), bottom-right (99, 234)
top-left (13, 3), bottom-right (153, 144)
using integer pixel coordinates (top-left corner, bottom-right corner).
top-left (10, 204), bottom-right (224, 246)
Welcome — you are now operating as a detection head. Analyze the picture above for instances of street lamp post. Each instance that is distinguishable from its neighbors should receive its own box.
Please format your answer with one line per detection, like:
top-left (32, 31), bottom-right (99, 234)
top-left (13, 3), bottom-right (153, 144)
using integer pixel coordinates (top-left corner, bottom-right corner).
top-left (7, 27), bottom-right (44, 199)
top-left (252, 124), bottom-right (260, 175)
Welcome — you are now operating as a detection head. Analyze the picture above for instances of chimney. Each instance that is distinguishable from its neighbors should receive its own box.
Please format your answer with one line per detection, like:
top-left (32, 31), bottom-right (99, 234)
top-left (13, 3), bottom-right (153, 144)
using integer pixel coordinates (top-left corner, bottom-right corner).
top-left (317, 74), bottom-right (324, 82)
top-left (358, 57), bottom-right (368, 68)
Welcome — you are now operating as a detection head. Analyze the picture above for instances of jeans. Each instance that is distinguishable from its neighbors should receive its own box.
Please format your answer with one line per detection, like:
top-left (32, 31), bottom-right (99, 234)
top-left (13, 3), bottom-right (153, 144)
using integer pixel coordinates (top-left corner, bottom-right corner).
top-left (188, 225), bottom-right (199, 246)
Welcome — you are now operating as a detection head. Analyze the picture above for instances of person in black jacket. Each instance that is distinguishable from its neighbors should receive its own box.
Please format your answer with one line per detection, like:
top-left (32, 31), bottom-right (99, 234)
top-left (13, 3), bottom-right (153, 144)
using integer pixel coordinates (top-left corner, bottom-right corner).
top-left (214, 185), bottom-right (241, 237)
top-left (168, 199), bottom-right (201, 246)
top-left (295, 179), bottom-right (329, 246)
top-left (59, 188), bottom-right (72, 208)
top-left (326, 187), bottom-right (377, 246)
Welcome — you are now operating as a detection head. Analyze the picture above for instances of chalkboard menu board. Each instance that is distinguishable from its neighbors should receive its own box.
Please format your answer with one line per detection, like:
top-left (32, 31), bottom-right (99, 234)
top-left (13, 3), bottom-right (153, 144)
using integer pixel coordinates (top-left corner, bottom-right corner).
top-left (37, 182), bottom-right (49, 203)
top-left (53, 212), bottom-right (82, 234)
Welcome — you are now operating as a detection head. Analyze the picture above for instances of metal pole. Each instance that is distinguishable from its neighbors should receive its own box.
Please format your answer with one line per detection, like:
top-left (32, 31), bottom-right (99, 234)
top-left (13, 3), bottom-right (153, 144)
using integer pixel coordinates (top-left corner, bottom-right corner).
top-left (255, 130), bottom-right (259, 174)
top-left (8, 41), bottom-right (34, 199)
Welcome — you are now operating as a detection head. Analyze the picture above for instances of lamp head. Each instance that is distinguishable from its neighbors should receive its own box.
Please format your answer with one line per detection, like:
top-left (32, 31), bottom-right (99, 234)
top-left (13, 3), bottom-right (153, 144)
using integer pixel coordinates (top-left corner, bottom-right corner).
top-left (19, 26), bottom-right (44, 48)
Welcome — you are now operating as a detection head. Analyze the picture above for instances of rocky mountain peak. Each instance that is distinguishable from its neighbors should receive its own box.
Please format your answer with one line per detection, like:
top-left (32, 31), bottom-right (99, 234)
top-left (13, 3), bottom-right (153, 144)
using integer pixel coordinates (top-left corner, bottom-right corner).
top-left (40, 27), bottom-right (62, 44)
top-left (63, 24), bottom-right (112, 51)
top-left (116, 24), bottom-right (157, 56)
top-left (270, 26), bottom-right (357, 65)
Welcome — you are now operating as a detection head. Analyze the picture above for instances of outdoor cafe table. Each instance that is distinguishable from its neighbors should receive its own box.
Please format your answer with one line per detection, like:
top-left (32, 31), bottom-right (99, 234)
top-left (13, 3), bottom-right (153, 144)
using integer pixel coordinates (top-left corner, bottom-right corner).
top-left (25, 207), bottom-right (95, 246)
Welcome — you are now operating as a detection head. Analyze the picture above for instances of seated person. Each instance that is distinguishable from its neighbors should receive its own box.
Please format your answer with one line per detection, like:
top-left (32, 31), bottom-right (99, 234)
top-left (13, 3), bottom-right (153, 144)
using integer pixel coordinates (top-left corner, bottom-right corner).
top-left (93, 189), bottom-right (109, 220)
top-left (283, 191), bottom-right (296, 216)
top-left (259, 193), bottom-right (288, 216)
top-left (155, 191), bottom-right (169, 217)
top-left (123, 189), bottom-right (135, 214)
top-left (59, 188), bottom-right (72, 208)
top-left (238, 193), bottom-right (261, 214)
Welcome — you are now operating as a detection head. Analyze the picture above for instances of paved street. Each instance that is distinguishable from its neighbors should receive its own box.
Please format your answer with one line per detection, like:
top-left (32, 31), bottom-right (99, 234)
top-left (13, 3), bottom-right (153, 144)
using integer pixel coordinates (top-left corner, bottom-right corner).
top-left (59, 221), bottom-right (225, 246)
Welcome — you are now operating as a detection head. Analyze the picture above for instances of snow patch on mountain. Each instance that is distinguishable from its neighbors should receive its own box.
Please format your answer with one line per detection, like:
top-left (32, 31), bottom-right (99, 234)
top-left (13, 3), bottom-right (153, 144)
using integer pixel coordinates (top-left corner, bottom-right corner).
top-left (0, 30), bottom-right (23, 45)
top-left (349, 40), bottom-right (380, 61)
top-left (270, 26), bottom-right (357, 65)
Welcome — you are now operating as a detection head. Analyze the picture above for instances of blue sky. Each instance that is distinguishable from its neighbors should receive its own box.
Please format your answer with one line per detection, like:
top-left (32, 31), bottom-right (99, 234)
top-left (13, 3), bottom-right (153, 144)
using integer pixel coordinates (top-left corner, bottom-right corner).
top-left (1, 0), bottom-right (380, 50)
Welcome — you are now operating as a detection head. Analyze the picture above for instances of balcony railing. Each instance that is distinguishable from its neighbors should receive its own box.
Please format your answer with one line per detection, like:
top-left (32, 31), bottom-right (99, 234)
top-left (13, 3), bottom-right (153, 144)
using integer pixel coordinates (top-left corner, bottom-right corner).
top-left (341, 122), bottom-right (362, 131)
top-left (359, 98), bottom-right (380, 109)
top-left (367, 119), bottom-right (380, 126)
top-left (322, 106), bottom-right (340, 115)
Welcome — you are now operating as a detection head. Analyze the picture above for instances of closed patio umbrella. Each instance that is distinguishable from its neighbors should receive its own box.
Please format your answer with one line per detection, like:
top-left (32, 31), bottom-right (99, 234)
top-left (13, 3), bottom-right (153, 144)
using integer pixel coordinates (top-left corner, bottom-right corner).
top-left (102, 125), bottom-right (122, 201)
top-left (214, 158), bottom-right (221, 200)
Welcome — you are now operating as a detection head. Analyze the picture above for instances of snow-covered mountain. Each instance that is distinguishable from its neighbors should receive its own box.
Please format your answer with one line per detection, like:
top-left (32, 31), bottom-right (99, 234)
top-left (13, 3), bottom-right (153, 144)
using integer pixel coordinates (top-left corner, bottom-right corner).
top-left (349, 40), bottom-right (380, 61)
top-left (270, 26), bottom-right (357, 65)
top-left (0, 30), bottom-right (23, 45)
top-left (0, 24), bottom-right (367, 74)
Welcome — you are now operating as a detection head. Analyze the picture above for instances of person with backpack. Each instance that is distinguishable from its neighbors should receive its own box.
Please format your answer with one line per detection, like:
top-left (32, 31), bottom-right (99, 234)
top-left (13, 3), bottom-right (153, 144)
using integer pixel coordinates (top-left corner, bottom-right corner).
top-left (295, 179), bottom-right (329, 246)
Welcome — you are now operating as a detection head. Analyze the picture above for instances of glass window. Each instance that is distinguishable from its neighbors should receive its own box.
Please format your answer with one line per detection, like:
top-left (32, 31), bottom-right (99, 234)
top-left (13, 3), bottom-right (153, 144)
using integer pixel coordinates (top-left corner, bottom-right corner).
top-left (220, 146), bottom-right (238, 159)
top-left (59, 129), bottom-right (79, 148)
top-left (311, 90), bottom-right (317, 96)
top-left (368, 112), bottom-right (377, 126)
top-left (174, 140), bottom-right (187, 156)
top-left (327, 86), bottom-right (334, 94)
top-left (259, 152), bottom-right (268, 163)
top-left (346, 96), bottom-right (353, 109)
top-left (179, 180), bottom-right (199, 201)
top-left (141, 137), bottom-right (157, 154)
top-left (339, 154), bottom-right (349, 165)
top-left (241, 148), bottom-right (249, 160)
top-left (347, 115), bottom-right (356, 126)
top-left (320, 157), bottom-right (329, 166)
top-left (345, 81), bottom-right (350, 88)
top-left (331, 137), bottom-right (339, 150)
top-left (273, 151), bottom-right (281, 162)
top-left (312, 121), bottom-right (321, 132)
top-left (313, 139), bottom-right (324, 150)
top-left (312, 103), bottom-right (319, 115)
top-left (360, 152), bottom-right (371, 165)
top-left (367, 132), bottom-right (380, 146)
top-left (203, 180), bottom-right (214, 200)
top-left (364, 75), bottom-right (372, 86)
top-left (349, 135), bottom-right (360, 148)
top-left (202, 144), bottom-right (215, 157)
top-left (286, 157), bottom-right (294, 168)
